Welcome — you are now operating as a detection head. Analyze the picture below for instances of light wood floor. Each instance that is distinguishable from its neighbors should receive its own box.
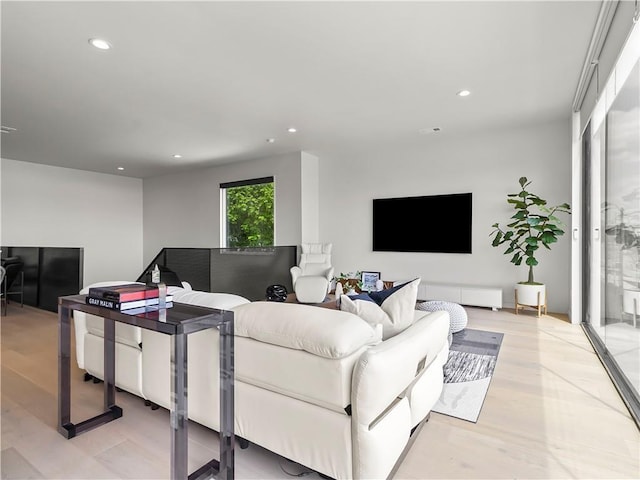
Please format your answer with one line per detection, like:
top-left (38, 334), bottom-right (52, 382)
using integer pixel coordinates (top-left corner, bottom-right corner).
top-left (1, 304), bottom-right (639, 479)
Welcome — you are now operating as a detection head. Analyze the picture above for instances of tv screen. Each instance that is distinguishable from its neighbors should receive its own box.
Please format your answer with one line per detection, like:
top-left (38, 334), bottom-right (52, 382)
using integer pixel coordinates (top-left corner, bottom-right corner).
top-left (373, 193), bottom-right (472, 253)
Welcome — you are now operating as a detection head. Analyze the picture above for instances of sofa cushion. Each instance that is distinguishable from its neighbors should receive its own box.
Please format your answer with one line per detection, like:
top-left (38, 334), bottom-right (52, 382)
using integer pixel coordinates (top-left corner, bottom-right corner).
top-left (235, 336), bottom-right (365, 412)
top-left (340, 278), bottom-right (420, 340)
top-left (231, 301), bottom-right (381, 359)
top-left (167, 286), bottom-right (250, 309)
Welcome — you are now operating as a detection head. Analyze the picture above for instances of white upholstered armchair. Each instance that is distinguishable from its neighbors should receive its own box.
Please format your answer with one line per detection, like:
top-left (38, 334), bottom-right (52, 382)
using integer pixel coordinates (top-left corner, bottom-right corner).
top-left (290, 243), bottom-right (334, 303)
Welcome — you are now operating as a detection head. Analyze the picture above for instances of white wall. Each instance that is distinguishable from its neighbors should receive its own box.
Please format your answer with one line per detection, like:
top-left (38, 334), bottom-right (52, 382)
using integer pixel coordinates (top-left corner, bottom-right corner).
top-left (0, 159), bottom-right (143, 286)
top-left (300, 151), bottom-right (320, 244)
top-left (319, 119), bottom-right (573, 313)
top-left (2, 118), bottom-right (573, 313)
top-left (142, 152), bottom-right (303, 265)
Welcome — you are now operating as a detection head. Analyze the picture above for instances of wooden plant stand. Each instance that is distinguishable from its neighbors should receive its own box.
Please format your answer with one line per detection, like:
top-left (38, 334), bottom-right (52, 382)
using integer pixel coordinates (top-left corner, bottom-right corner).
top-left (515, 289), bottom-right (547, 317)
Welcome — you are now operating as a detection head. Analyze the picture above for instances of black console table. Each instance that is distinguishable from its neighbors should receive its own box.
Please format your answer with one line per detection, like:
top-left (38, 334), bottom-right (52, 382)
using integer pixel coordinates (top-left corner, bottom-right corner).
top-left (58, 295), bottom-right (235, 480)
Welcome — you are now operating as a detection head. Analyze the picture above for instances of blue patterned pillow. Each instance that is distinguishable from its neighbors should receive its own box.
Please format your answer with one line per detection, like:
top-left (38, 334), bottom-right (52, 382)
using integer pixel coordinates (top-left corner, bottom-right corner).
top-left (368, 280), bottom-right (411, 305)
top-left (340, 278), bottom-right (420, 339)
top-left (346, 293), bottom-right (376, 302)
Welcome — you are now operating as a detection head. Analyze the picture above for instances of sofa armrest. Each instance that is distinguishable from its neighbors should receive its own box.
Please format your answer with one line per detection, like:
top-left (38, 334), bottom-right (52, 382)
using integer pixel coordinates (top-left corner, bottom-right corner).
top-left (351, 310), bottom-right (449, 426)
top-left (350, 310), bottom-right (449, 479)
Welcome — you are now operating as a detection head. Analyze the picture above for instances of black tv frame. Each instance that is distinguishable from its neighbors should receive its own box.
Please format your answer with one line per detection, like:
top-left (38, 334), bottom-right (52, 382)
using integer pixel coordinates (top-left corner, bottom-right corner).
top-left (372, 192), bottom-right (472, 254)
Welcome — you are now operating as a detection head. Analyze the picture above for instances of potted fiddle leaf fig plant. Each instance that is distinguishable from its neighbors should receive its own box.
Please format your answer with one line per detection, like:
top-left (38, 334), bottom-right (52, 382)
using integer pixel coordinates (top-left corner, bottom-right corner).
top-left (490, 177), bottom-right (571, 311)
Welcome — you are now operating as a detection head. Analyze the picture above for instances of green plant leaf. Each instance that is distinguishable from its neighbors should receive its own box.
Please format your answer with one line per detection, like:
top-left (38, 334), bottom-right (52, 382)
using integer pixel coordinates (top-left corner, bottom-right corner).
top-left (541, 231), bottom-right (557, 243)
top-left (491, 176), bottom-right (570, 278)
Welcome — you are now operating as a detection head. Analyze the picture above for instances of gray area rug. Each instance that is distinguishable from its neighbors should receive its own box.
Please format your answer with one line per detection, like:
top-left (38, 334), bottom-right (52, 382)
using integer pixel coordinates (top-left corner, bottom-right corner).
top-left (432, 328), bottom-right (504, 423)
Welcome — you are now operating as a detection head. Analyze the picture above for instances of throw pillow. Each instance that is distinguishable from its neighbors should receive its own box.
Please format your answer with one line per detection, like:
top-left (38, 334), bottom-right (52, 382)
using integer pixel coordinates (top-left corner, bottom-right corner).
top-left (340, 278), bottom-right (420, 339)
top-left (368, 280), bottom-right (409, 304)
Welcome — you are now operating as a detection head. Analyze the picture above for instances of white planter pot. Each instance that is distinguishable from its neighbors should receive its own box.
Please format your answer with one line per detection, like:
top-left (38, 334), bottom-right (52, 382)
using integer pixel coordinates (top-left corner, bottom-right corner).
top-left (516, 283), bottom-right (546, 307)
top-left (623, 289), bottom-right (640, 315)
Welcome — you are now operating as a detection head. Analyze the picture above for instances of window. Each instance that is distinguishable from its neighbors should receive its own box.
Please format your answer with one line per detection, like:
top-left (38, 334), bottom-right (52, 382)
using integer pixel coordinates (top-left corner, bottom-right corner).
top-left (221, 177), bottom-right (274, 247)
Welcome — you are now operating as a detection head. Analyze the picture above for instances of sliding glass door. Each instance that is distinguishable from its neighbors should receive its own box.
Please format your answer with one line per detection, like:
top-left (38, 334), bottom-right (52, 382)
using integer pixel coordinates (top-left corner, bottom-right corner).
top-left (583, 56), bottom-right (640, 426)
top-left (603, 59), bottom-right (640, 393)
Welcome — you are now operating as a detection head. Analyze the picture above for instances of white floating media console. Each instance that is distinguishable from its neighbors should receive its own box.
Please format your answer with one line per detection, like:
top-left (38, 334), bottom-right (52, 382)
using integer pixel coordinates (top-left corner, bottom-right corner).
top-left (417, 282), bottom-right (503, 310)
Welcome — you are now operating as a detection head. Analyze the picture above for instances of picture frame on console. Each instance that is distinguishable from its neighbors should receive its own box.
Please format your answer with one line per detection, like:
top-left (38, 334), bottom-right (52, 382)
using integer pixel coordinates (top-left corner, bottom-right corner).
top-left (361, 271), bottom-right (381, 292)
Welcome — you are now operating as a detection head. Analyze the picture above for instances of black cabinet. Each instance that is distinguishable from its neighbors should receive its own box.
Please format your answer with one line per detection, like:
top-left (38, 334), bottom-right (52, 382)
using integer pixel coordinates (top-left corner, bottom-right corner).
top-left (1, 246), bottom-right (83, 312)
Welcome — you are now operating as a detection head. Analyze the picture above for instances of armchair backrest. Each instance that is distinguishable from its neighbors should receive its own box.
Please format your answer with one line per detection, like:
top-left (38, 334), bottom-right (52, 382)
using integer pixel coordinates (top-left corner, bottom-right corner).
top-left (298, 243), bottom-right (333, 277)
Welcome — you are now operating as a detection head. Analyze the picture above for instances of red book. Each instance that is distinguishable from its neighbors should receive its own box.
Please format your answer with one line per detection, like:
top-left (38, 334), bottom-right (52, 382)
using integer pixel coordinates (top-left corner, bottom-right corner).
top-left (87, 283), bottom-right (160, 302)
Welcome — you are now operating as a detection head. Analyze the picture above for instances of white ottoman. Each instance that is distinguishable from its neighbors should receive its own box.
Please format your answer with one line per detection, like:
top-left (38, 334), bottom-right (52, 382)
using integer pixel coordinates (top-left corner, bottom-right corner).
top-left (294, 276), bottom-right (329, 303)
top-left (417, 300), bottom-right (468, 334)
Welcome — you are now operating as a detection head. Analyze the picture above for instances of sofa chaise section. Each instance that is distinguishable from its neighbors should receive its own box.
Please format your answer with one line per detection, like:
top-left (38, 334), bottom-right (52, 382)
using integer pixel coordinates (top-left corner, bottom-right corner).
top-left (73, 283), bottom-right (450, 479)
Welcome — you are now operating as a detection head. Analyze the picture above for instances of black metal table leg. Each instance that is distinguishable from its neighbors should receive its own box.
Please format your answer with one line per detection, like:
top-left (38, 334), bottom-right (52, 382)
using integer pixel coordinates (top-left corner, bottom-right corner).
top-left (219, 313), bottom-right (235, 480)
top-left (58, 304), bottom-right (72, 437)
top-left (171, 332), bottom-right (189, 480)
top-left (57, 304), bottom-right (122, 439)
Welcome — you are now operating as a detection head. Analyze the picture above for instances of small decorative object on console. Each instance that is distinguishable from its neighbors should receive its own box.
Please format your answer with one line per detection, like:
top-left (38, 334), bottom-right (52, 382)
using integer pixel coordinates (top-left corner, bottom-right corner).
top-left (361, 271), bottom-right (381, 292)
top-left (266, 284), bottom-right (288, 302)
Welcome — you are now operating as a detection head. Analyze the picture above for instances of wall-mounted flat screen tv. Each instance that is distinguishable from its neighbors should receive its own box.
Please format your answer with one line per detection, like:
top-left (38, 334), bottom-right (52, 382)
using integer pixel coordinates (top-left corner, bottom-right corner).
top-left (373, 192), bottom-right (472, 253)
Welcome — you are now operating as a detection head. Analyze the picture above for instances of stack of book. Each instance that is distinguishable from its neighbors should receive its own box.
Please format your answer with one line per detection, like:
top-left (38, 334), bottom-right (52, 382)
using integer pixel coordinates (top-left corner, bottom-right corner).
top-left (85, 283), bottom-right (174, 313)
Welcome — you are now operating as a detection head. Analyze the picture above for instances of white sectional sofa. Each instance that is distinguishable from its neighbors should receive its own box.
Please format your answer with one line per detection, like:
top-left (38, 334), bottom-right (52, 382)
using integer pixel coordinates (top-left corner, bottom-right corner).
top-left (73, 281), bottom-right (450, 480)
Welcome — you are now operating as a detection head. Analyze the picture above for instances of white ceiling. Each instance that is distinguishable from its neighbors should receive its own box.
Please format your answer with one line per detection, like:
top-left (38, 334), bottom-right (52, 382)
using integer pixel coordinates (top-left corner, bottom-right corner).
top-left (1, 1), bottom-right (600, 178)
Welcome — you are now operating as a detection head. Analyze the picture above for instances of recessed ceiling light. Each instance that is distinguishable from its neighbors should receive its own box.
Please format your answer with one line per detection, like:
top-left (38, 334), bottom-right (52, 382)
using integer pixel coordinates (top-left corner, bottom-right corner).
top-left (117, 167), bottom-right (124, 171)
top-left (418, 127), bottom-right (441, 135)
top-left (266, 138), bottom-right (275, 143)
top-left (457, 90), bottom-right (471, 97)
top-left (89, 38), bottom-right (111, 50)
top-left (287, 127), bottom-right (297, 133)
top-left (173, 154), bottom-right (182, 159)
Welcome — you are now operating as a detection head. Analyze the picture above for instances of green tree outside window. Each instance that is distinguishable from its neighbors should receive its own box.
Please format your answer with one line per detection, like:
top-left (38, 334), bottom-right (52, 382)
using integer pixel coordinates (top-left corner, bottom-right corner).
top-left (225, 182), bottom-right (274, 247)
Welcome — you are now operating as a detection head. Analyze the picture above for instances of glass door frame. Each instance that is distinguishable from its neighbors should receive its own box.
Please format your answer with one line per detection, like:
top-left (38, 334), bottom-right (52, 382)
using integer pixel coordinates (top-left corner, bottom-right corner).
top-left (576, 20), bottom-right (640, 429)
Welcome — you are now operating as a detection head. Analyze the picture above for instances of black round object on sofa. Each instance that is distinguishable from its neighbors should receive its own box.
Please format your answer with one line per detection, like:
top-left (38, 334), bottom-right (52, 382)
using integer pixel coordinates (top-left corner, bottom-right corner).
top-left (266, 284), bottom-right (287, 302)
